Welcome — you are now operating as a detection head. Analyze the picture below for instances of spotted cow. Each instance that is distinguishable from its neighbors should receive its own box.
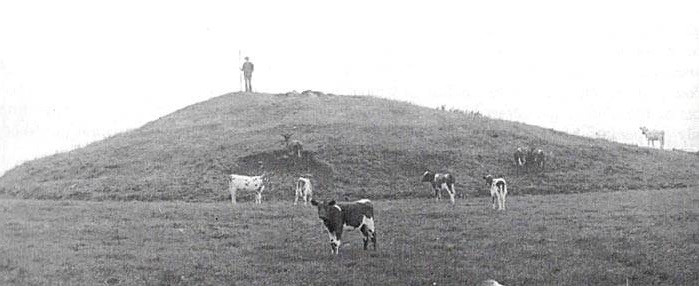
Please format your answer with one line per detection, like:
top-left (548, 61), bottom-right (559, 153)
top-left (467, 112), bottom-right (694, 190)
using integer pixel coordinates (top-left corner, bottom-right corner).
top-left (421, 170), bottom-right (456, 204)
top-left (228, 173), bottom-right (268, 205)
top-left (294, 177), bottom-right (313, 205)
top-left (311, 199), bottom-right (377, 255)
top-left (484, 175), bottom-right (508, 210)
top-left (526, 148), bottom-right (545, 172)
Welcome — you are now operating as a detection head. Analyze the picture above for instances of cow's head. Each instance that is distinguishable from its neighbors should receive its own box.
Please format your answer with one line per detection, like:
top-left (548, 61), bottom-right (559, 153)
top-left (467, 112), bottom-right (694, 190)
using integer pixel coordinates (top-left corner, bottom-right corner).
top-left (310, 200), bottom-right (340, 221)
top-left (421, 170), bottom-right (435, 182)
top-left (483, 175), bottom-right (494, 186)
top-left (639, 127), bottom-right (648, 134)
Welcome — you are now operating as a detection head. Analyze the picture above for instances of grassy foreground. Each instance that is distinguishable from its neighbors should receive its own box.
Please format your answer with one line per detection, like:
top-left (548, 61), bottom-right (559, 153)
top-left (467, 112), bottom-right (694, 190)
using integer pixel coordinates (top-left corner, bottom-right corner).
top-left (1, 188), bottom-right (697, 285)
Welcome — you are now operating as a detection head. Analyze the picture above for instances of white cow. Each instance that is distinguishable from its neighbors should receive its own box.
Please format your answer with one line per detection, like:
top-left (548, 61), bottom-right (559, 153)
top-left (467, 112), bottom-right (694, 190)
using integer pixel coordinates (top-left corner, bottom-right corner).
top-left (484, 175), bottom-right (508, 210)
top-left (294, 177), bottom-right (313, 205)
top-left (639, 127), bottom-right (665, 149)
top-left (229, 173), bottom-right (268, 204)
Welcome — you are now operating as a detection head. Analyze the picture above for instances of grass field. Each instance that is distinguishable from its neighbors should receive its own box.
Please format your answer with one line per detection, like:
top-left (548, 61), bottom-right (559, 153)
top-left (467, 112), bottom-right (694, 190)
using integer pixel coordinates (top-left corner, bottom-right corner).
top-left (1, 188), bottom-right (697, 285)
top-left (3, 92), bottom-right (697, 202)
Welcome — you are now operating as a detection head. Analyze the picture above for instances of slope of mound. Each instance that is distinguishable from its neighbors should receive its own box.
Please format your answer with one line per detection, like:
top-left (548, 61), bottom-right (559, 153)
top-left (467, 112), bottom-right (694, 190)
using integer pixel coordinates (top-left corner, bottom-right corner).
top-left (1, 92), bottom-right (697, 201)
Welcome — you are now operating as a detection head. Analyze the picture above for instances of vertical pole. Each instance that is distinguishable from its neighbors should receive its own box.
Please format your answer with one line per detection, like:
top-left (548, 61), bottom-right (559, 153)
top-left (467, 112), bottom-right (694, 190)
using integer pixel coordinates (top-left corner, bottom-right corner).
top-left (238, 50), bottom-right (243, 92)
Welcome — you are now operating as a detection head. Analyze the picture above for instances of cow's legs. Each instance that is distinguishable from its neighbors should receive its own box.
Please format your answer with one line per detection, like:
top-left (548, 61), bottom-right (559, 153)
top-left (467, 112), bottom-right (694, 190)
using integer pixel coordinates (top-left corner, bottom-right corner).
top-left (230, 188), bottom-right (237, 204)
top-left (499, 192), bottom-right (506, 210)
top-left (491, 195), bottom-right (497, 209)
top-left (498, 195), bottom-right (503, 210)
top-left (257, 186), bottom-right (265, 204)
top-left (447, 184), bottom-right (456, 204)
top-left (371, 230), bottom-right (377, 250)
top-left (360, 226), bottom-right (370, 250)
top-left (359, 227), bottom-right (377, 250)
top-left (434, 187), bottom-right (441, 201)
top-left (332, 231), bottom-right (343, 255)
top-left (361, 217), bottom-right (377, 250)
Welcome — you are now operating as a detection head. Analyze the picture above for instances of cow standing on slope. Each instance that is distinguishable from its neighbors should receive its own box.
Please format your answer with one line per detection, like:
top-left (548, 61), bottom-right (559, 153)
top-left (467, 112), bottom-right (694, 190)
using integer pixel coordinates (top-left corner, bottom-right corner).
top-left (228, 173), bottom-right (268, 204)
top-left (639, 127), bottom-right (665, 149)
top-left (484, 175), bottom-right (508, 210)
top-left (526, 148), bottom-right (545, 172)
top-left (421, 170), bottom-right (456, 204)
top-left (311, 199), bottom-right (377, 255)
top-left (294, 177), bottom-right (313, 205)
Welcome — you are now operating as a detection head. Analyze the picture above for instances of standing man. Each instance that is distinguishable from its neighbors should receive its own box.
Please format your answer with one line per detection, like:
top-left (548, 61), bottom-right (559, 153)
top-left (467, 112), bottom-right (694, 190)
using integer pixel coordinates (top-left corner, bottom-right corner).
top-left (241, 56), bottom-right (254, 92)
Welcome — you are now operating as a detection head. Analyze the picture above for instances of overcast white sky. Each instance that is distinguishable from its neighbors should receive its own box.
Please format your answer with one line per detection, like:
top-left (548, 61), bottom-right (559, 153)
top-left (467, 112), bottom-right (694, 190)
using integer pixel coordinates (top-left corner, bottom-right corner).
top-left (1, 1), bottom-right (698, 175)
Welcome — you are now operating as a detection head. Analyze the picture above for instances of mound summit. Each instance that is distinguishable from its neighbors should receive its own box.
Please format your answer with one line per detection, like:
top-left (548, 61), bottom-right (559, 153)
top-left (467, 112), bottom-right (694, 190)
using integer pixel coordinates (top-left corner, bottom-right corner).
top-left (1, 92), bottom-right (696, 201)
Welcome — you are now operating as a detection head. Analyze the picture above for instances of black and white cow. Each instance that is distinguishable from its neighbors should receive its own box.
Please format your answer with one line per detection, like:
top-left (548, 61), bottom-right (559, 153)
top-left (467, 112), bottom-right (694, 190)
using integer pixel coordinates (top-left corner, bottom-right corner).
top-left (526, 148), bottom-right (545, 172)
top-left (421, 170), bottom-right (456, 204)
top-left (228, 173), bottom-right (268, 204)
top-left (484, 175), bottom-right (507, 210)
top-left (310, 199), bottom-right (377, 255)
top-left (532, 149), bottom-right (545, 171)
top-left (294, 177), bottom-right (313, 205)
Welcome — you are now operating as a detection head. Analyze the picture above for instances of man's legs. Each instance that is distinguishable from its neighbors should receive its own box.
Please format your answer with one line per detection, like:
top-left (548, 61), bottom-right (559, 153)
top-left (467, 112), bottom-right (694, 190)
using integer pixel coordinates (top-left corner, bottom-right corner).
top-left (244, 76), bottom-right (252, 92)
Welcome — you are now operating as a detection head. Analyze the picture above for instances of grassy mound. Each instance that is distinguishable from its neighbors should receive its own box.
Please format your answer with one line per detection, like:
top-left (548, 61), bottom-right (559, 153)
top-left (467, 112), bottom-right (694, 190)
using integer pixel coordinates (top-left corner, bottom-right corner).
top-left (0, 91), bottom-right (697, 201)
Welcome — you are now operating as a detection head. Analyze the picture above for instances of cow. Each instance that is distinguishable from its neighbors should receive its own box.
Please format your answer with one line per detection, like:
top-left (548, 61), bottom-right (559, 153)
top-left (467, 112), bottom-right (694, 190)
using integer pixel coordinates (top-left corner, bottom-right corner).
top-left (514, 147), bottom-right (526, 173)
top-left (639, 127), bottom-right (665, 149)
top-left (421, 170), bottom-right (456, 204)
top-left (532, 148), bottom-right (545, 171)
top-left (526, 148), bottom-right (545, 172)
top-left (294, 177), bottom-right (313, 205)
top-left (281, 133), bottom-right (303, 158)
top-left (484, 175), bottom-right (507, 210)
top-left (310, 199), bottom-right (377, 255)
top-left (228, 173), bottom-right (268, 204)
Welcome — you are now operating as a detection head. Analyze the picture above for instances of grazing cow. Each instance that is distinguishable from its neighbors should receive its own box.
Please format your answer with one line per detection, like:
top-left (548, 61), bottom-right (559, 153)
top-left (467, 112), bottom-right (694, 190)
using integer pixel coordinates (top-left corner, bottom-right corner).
top-left (421, 170), bottom-right (456, 204)
top-left (526, 148), bottom-right (545, 172)
top-left (484, 175), bottom-right (507, 210)
top-left (532, 149), bottom-right (545, 171)
top-left (639, 127), bottom-right (665, 149)
top-left (228, 173), bottom-right (268, 204)
top-left (294, 177), bottom-right (313, 205)
top-left (514, 147), bottom-right (526, 172)
top-left (311, 199), bottom-right (377, 255)
top-left (281, 133), bottom-right (303, 158)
